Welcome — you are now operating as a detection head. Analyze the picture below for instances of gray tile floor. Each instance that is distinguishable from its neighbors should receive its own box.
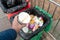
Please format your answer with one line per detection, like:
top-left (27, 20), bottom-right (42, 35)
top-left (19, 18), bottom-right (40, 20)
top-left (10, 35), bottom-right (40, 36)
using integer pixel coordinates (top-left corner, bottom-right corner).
top-left (0, 8), bottom-right (20, 40)
top-left (0, 8), bottom-right (11, 32)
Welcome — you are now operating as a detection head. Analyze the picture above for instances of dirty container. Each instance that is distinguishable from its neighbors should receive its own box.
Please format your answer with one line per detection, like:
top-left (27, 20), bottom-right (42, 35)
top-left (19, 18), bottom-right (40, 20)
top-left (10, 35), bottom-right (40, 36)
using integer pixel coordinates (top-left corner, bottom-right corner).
top-left (19, 6), bottom-right (52, 40)
top-left (0, 0), bottom-right (28, 13)
top-left (0, 0), bottom-right (30, 20)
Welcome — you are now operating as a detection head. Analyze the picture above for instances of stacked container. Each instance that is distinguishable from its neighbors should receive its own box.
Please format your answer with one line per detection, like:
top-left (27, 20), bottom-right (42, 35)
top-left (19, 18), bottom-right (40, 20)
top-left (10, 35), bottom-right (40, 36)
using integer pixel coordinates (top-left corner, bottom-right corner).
top-left (0, 0), bottom-right (30, 20)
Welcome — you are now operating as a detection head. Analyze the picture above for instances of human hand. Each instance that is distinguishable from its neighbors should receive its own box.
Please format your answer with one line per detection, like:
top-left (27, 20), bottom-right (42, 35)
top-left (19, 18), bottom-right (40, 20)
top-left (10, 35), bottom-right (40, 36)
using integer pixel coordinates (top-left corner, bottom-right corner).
top-left (12, 16), bottom-right (25, 33)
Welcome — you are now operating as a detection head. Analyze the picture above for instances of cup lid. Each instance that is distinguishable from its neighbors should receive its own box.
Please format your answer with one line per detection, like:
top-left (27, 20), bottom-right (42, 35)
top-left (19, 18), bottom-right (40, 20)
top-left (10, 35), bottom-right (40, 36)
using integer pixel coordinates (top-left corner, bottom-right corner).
top-left (18, 12), bottom-right (31, 24)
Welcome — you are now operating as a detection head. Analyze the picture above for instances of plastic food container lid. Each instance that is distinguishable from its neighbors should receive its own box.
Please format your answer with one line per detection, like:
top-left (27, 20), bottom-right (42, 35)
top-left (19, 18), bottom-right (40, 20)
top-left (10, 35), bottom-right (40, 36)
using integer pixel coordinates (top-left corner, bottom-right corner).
top-left (18, 12), bottom-right (31, 24)
top-left (22, 27), bottom-right (29, 33)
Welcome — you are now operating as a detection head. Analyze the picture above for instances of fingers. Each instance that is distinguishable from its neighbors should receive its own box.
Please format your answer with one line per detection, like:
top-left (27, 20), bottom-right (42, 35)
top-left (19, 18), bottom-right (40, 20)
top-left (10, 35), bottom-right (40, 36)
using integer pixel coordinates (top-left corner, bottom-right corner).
top-left (12, 15), bottom-right (26, 28)
top-left (12, 16), bottom-right (18, 24)
top-left (13, 16), bottom-right (18, 21)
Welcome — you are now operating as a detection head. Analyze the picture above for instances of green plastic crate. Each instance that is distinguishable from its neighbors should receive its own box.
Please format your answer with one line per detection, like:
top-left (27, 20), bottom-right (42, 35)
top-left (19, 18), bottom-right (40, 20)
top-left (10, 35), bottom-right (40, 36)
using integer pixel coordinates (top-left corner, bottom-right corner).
top-left (31, 6), bottom-right (53, 40)
top-left (20, 6), bottom-right (53, 40)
